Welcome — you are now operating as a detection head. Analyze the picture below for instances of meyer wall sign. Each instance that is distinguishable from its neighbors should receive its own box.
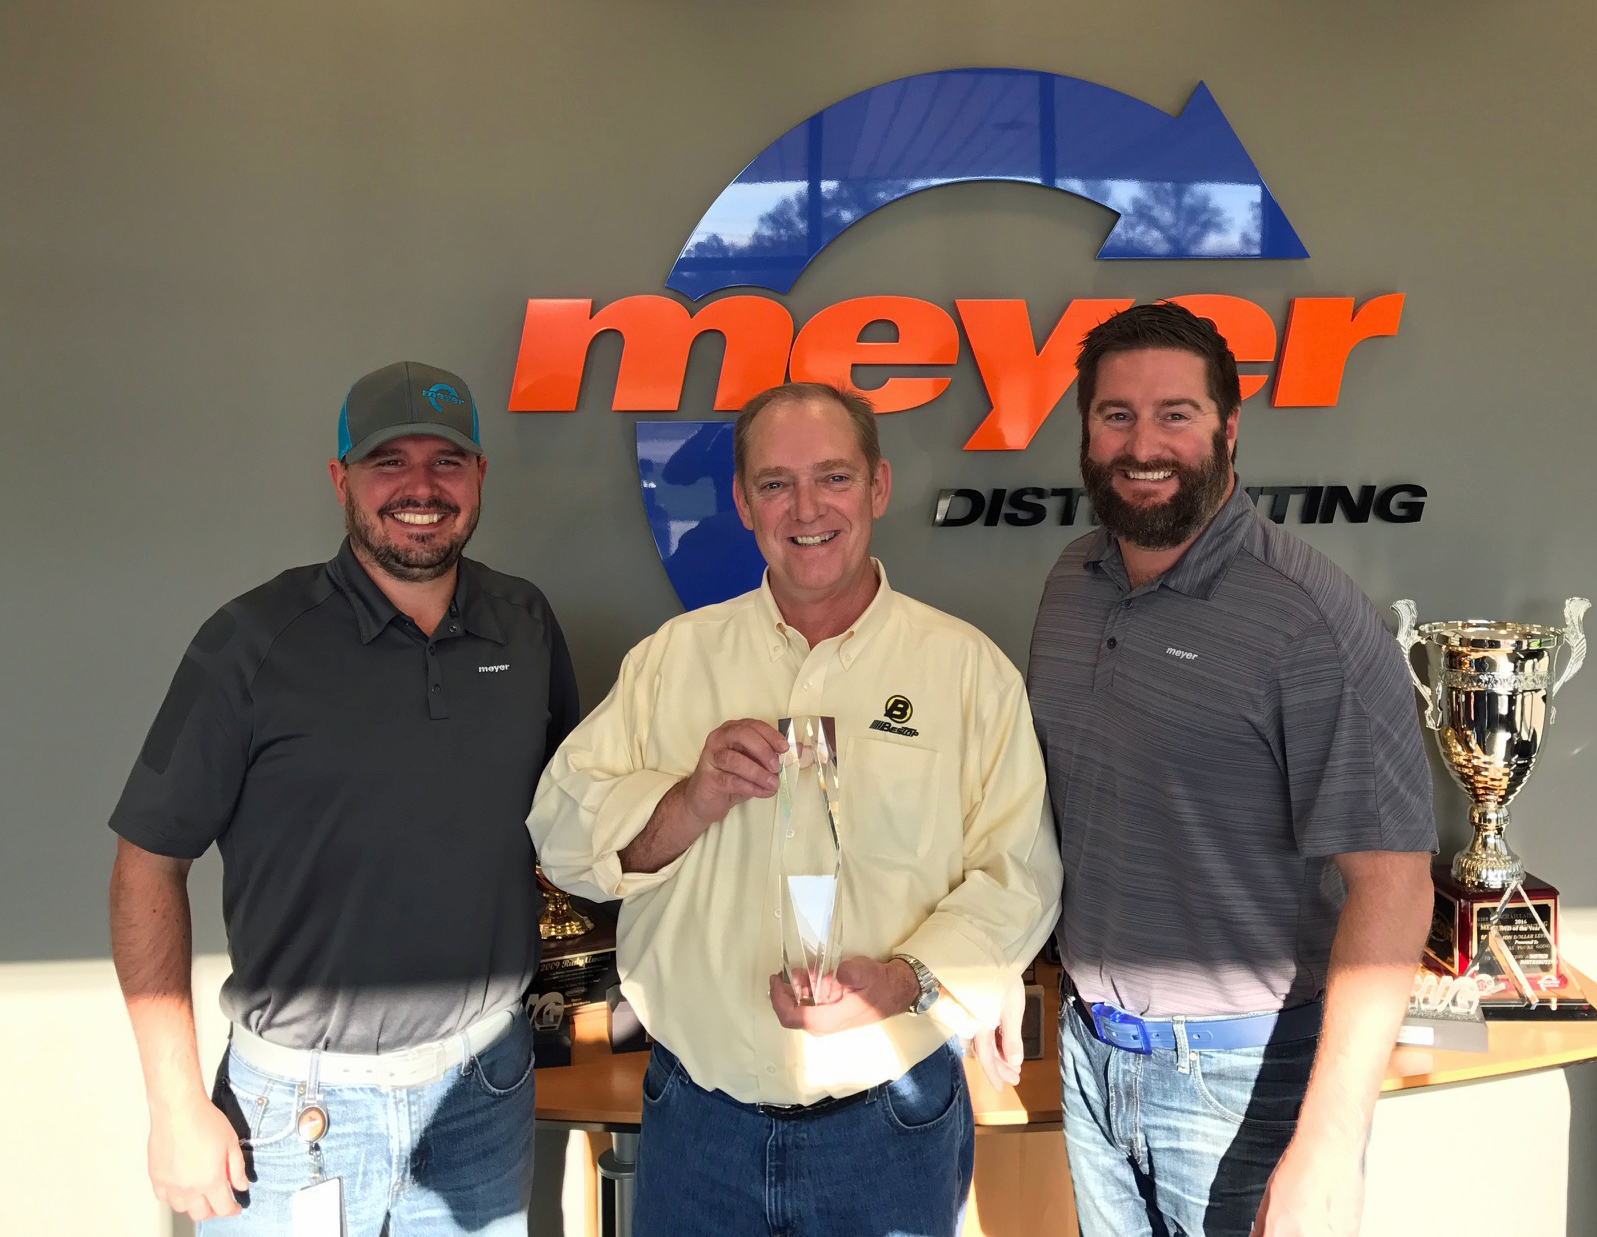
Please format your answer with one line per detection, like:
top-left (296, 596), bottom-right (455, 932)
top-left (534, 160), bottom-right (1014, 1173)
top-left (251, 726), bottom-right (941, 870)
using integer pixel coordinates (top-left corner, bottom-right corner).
top-left (507, 68), bottom-right (1413, 610)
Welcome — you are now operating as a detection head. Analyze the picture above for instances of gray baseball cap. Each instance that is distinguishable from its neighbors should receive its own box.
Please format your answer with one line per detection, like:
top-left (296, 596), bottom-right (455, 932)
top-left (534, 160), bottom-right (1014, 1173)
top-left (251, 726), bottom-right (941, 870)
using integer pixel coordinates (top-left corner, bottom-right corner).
top-left (336, 361), bottom-right (483, 462)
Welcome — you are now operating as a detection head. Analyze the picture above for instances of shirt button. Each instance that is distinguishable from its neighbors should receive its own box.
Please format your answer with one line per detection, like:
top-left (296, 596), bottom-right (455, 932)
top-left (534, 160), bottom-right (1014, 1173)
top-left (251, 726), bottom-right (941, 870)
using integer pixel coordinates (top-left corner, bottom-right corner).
top-left (431, 684), bottom-right (441, 693)
top-left (765, 1065), bottom-right (778, 1075)
top-left (803, 680), bottom-right (814, 691)
top-left (1106, 637), bottom-right (1118, 649)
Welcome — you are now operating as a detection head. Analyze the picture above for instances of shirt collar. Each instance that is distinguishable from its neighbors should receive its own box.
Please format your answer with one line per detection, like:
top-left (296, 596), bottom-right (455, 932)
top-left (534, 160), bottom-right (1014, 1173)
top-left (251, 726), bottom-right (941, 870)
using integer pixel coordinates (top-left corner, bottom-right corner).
top-left (1080, 477), bottom-right (1254, 601)
top-left (1159, 479), bottom-right (1254, 599)
top-left (452, 558), bottom-right (508, 644)
top-left (326, 539), bottom-right (507, 645)
top-left (1081, 526), bottom-right (1120, 575)
top-left (757, 558), bottom-right (894, 667)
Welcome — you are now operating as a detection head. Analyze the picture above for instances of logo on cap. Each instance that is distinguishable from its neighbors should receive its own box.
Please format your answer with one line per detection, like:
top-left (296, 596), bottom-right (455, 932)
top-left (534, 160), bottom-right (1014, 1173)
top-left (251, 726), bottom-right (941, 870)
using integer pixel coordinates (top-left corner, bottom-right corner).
top-left (424, 383), bottom-right (465, 414)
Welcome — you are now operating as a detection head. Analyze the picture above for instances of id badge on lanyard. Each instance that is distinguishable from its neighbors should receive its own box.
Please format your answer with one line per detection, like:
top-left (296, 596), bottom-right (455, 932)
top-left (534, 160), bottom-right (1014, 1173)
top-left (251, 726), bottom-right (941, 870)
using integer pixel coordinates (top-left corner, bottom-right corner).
top-left (291, 1060), bottom-right (343, 1237)
top-left (291, 1175), bottom-right (344, 1237)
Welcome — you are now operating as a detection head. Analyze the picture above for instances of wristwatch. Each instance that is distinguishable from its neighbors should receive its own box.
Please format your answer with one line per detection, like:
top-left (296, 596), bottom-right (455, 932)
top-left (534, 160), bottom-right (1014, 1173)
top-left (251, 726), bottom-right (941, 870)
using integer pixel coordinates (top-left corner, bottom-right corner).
top-left (893, 953), bottom-right (940, 1015)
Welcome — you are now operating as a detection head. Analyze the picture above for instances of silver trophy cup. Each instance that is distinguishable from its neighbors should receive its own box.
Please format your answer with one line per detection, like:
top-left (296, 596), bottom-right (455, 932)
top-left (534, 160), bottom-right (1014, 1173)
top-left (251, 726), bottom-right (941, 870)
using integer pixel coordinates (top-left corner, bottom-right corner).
top-left (1393, 597), bottom-right (1589, 890)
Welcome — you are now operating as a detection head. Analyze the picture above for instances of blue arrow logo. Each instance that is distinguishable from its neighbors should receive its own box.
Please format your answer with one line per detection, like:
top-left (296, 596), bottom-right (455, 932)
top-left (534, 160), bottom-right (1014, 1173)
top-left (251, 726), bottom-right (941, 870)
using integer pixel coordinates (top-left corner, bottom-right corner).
top-left (635, 422), bottom-right (765, 611)
top-left (667, 69), bottom-right (1307, 299)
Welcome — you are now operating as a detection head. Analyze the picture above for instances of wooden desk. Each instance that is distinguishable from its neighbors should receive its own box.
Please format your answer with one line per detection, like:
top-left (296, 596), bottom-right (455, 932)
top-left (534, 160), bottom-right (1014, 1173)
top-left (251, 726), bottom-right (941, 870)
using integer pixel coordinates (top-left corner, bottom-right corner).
top-left (534, 974), bottom-right (1067, 1129)
top-left (535, 971), bottom-right (1597, 1237)
top-left (534, 978), bottom-right (1078, 1236)
top-left (1386, 1007), bottom-right (1597, 1091)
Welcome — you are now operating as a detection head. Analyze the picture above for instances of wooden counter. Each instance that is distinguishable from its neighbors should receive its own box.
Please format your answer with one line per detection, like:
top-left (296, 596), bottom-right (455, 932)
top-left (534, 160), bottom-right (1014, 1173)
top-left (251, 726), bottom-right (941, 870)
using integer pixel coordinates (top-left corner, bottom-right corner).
top-left (538, 967), bottom-right (1597, 1127)
top-left (534, 990), bottom-right (1064, 1130)
top-left (534, 968), bottom-right (1070, 1130)
top-left (1385, 997), bottom-right (1597, 1091)
top-left (534, 969), bottom-right (1597, 1237)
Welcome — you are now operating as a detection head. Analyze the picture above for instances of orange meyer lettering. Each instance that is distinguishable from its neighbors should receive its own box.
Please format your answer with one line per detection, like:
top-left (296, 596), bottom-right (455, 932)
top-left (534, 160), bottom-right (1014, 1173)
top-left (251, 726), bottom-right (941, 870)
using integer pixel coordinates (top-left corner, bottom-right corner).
top-left (1272, 294), bottom-right (1405, 407)
top-left (508, 295), bottom-right (792, 412)
top-left (788, 296), bottom-right (959, 413)
top-left (958, 299), bottom-right (1132, 451)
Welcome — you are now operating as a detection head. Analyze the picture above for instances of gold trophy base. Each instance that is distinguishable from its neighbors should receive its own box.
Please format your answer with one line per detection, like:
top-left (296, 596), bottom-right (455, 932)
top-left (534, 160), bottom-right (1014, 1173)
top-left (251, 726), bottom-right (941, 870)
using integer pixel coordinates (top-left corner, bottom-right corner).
top-left (536, 863), bottom-right (595, 941)
top-left (539, 889), bottom-right (594, 940)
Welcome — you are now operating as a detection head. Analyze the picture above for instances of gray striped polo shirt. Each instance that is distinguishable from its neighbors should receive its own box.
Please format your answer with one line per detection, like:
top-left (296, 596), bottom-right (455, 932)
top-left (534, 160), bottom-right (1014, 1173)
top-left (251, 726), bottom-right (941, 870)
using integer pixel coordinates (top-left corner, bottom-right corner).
top-left (1028, 481), bottom-right (1436, 1017)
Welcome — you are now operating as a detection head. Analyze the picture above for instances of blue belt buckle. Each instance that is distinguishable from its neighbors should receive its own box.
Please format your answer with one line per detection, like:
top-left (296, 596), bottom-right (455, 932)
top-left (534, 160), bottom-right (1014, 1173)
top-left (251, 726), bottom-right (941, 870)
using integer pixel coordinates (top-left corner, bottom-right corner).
top-left (1090, 1002), bottom-right (1153, 1055)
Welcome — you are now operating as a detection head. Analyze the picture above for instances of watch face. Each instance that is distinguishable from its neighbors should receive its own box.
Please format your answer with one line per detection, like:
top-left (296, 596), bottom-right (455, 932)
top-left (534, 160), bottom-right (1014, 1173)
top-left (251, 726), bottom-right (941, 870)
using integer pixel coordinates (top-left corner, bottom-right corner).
top-left (896, 955), bottom-right (938, 1014)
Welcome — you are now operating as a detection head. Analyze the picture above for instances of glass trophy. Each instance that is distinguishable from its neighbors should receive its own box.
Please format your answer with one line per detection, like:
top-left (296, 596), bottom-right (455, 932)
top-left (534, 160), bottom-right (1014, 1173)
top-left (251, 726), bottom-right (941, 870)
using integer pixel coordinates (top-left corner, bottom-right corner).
top-left (776, 715), bottom-right (843, 1005)
top-left (1461, 880), bottom-right (1563, 1008)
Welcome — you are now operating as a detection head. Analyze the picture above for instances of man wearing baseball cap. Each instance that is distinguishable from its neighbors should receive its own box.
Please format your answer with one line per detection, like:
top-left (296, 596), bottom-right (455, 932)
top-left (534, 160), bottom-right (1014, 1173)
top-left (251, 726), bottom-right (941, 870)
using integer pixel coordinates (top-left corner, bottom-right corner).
top-left (108, 361), bottom-right (579, 1233)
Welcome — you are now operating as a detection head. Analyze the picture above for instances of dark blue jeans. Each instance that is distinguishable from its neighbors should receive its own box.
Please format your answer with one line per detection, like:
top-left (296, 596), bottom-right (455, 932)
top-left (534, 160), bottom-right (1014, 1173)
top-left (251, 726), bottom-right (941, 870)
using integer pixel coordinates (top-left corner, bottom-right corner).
top-left (634, 1041), bottom-right (974, 1237)
top-left (1059, 1000), bottom-right (1316, 1237)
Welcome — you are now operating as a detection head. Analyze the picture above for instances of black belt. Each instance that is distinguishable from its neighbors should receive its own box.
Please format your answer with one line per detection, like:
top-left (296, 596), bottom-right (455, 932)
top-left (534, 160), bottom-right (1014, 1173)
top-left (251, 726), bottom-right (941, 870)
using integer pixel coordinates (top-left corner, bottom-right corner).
top-left (753, 1087), bottom-right (874, 1121)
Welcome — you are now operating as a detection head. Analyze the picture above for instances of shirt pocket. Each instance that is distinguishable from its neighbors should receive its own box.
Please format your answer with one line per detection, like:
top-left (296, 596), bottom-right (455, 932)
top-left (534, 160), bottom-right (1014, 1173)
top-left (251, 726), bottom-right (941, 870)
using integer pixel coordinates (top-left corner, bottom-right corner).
top-left (841, 736), bottom-right (942, 862)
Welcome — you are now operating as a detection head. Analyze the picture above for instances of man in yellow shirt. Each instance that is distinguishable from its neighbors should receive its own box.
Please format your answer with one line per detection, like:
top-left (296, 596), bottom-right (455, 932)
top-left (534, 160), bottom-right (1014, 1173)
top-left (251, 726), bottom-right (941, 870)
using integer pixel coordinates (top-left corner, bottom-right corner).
top-left (528, 381), bottom-right (1061, 1235)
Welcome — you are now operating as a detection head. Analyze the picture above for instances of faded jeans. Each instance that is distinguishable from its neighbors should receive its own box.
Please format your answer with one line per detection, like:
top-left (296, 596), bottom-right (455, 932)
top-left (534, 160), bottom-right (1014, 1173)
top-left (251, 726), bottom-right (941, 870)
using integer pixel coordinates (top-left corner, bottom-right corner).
top-left (200, 1013), bottom-right (535, 1236)
top-left (1059, 998), bottom-right (1316, 1237)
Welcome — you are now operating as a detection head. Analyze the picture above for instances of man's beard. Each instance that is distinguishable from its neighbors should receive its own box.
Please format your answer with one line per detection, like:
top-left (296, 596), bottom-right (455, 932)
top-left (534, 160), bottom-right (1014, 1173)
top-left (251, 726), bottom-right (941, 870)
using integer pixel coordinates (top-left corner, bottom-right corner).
top-left (345, 498), bottom-right (480, 583)
top-left (1080, 426), bottom-right (1232, 551)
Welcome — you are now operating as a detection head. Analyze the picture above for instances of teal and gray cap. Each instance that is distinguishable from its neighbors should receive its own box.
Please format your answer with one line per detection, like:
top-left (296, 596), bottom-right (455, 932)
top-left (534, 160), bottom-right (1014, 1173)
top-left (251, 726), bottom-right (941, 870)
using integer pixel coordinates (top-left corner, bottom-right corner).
top-left (337, 361), bottom-right (482, 462)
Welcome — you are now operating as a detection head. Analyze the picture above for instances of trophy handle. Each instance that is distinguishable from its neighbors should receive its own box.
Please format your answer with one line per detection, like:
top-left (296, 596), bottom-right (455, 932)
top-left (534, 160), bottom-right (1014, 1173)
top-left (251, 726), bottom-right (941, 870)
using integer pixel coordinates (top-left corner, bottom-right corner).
top-left (1547, 597), bottom-right (1591, 722)
top-left (1392, 599), bottom-right (1441, 728)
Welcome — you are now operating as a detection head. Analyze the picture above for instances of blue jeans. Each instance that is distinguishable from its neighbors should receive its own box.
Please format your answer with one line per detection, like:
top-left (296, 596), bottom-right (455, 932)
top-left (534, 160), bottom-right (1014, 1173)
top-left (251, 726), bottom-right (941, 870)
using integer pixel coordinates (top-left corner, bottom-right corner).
top-left (1059, 1000), bottom-right (1316, 1237)
top-left (199, 1013), bottom-right (535, 1236)
top-left (634, 1041), bottom-right (974, 1237)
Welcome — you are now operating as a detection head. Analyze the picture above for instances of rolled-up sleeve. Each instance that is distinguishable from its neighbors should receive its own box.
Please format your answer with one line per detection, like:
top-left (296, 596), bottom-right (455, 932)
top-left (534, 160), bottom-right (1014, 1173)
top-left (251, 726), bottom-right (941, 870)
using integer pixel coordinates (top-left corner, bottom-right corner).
top-left (895, 662), bottom-right (1063, 1037)
top-left (527, 637), bottom-right (688, 902)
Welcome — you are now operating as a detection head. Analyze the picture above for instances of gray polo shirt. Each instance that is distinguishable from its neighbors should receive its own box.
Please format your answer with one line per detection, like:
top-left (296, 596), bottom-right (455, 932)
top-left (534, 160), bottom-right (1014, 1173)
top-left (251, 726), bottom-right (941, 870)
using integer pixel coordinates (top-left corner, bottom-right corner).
top-left (1028, 481), bottom-right (1435, 1017)
top-left (110, 540), bottom-right (579, 1052)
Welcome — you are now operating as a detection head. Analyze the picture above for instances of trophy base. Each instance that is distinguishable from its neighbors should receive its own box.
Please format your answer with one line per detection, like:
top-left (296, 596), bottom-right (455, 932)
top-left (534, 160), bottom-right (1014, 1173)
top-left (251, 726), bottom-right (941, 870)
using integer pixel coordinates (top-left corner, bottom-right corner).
top-left (532, 899), bottom-right (619, 1022)
top-left (1449, 844), bottom-right (1523, 892)
top-left (539, 891), bottom-right (596, 941)
top-left (539, 908), bottom-right (595, 939)
top-left (1424, 861), bottom-right (1562, 985)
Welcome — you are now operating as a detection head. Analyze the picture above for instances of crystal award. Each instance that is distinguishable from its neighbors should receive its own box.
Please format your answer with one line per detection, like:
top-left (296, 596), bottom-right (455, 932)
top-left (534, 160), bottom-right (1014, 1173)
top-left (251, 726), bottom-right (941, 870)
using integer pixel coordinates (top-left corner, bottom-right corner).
top-left (776, 715), bottom-right (843, 1005)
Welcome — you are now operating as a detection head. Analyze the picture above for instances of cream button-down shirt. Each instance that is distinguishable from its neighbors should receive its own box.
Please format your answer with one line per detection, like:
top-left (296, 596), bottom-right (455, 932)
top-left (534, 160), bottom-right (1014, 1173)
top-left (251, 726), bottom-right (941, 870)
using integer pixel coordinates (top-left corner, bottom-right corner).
top-left (528, 566), bottom-right (1062, 1106)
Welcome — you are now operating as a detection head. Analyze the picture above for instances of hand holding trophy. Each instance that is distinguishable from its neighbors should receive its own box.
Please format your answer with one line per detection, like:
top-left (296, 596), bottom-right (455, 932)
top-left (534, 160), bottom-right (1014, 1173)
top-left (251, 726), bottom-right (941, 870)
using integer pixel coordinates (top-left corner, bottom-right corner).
top-left (775, 715), bottom-right (843, 1006)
